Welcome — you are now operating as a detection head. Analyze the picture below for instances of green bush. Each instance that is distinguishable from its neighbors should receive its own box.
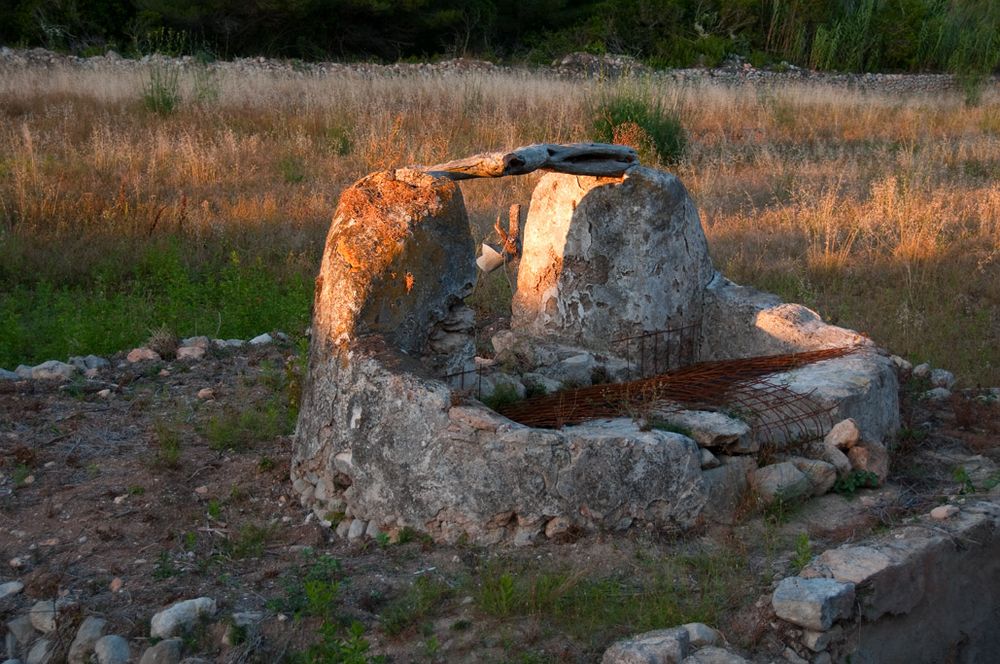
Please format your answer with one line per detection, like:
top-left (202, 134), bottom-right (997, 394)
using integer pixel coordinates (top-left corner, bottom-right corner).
top-left (591, 93), bottom-right (686, 166)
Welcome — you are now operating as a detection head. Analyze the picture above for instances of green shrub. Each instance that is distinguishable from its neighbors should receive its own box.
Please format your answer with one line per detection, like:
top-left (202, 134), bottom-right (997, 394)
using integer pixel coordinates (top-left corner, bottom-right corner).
top-left (591, 93), bottom-right (686, 165)
top-left (143, 64), bottom-right (181, 114)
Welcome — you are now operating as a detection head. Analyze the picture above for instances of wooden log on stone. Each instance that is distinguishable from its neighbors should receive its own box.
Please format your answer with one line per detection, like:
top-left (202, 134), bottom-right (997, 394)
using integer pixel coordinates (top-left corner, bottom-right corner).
top-left (422, 143), bottom-right (639, 181)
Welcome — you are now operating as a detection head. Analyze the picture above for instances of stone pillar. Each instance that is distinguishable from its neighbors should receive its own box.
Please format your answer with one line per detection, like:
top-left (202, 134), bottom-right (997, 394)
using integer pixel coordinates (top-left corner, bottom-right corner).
top-left (511, 167), bottom-right (716, 349)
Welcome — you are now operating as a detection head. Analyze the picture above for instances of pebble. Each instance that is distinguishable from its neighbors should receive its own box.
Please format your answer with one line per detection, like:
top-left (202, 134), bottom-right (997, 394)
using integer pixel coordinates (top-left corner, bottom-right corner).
top-left (924, 387), bottom-right (951, 401)
top-left (158, 369), bottom-right (170, 377)
top-left (31, 360), bottom-right (75, 381)
top-left (109, 577), bottom-right (124, 593)
top-left (930, 504), bottom-right (959, 520)
top-left (29, 600), bottom-right (57, 633)
top-left (94, 635), bottom-right (130, 664)
top-left (150, 597), bottom-right (217, 638)
top-left (176, 346), bottom-right (206, 361)
top-left (249, 333), bottom-right (273, 346)
top-left (823, 419), bottom-right (860, 449)
top-left (194, 485), bottom-right (209, 495)
top-left (196, 388), bottom-right (215, 400)
top-left (25, 639), bottom-right (52, 664)
top-left (68, 616), bottom-right (107, 664)
top-left (0, 580), bottom-right (24, 600)
top-left (347, 519), bottom-right (367, 540)
top-left (930, 368), bottom-right (956, 389)
top-left (9, 556), bottom-right (27, 568)
top-left (180, 336), bottom-right (210, 349)
top-left (912, 363), bottom-right (931, 378)
top-left (126, 348), bottom-right (161, 363)
top-left (6, 614), bottom-right (36, 645)
top-left (97, 389), bottom-right (112, 398)
top-left (138, 638), bottom-right (182, 664)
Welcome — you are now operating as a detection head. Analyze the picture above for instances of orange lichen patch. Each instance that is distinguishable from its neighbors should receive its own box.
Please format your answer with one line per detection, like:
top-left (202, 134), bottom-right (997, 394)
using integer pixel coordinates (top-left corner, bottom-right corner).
top-left (333, 169), bottom-right (456, 275)
top-left (405, 272), bottom-right (415, 292)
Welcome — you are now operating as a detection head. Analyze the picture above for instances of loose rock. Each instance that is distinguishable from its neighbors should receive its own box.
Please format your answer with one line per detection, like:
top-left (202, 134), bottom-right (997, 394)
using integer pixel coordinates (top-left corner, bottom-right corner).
top-left (824, 419), bottom-right (861, 449)
top-left (138, 638), bottom-right (182, 664)
top-left (7, 614), bottom-right (36, 646)
top-left (847, 440), bottom-right (889, 483)
top-left (929, 368), bottom-right (955, 389)
top-left (790, 458), bottom-right (837, 495)
top-left (0, 580), bottom-right (24, 600)
top-left (94, 635), bottom-right (130, 664)
top-left (923, 387), bottom-right (951, 401)
top-left (602, 627), bottom-right (690, 664)
top-left (25, 639), bottom-right (52, 664)
top-left (930, 504), bottom-right (959, 520)
top-left (681, 646), bottom-right (749, 663)
top-left (176, 346), bottom-right (206, 361)
top-left (31, 361), bottom-right (74, 381)
top-left (750, 462), bottom-right (812, 504)
top-left (772, 577), bottom-right (855, 631)
top-left (196, 388), bottom-right (215, 400)
top-left (127, 347), bottom-right (161, 363)
top-left (249, 333), bottom-right (273, 346)
top-left (682, 623), bottom-right (722, 648)
top-left (29, 601), bottom-right (57, 633)
top-left (149, 597), bottom-right (217, 639)
top-left (68, 616), bottom-right (107, 664)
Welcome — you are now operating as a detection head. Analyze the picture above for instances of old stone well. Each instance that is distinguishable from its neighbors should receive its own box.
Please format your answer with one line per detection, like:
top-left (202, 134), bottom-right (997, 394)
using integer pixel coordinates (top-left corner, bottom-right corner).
top-left (291, 144), bottom-right (900, 545)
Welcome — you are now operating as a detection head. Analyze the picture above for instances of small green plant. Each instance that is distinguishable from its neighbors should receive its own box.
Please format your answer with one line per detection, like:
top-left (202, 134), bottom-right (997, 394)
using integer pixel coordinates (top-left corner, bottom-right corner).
top-left (153, 551), bottom-right (179, 579)
top-left (381, 576), bottom-right (452, 636)
top-left (207, 499), bottom-right (222, 520)
top-left (953, 466), bottom-right (977, 494)
top-left (591, 91), bottom-right (686, 165)
top-left (479, 571), bottom-right (518, 617)
top-left (375, 532), bottom-right (391, 548)
top-left (203, 397), bottom-right (290, 451)
top-left (12, 464), bottom-right (31, 487)
top-left (833, 470), bottom-right (880, 497)
top-left (292, 620), bottom-right (385, 664)
top-left (228, 523), bottom-right (274, 559)
top-left (268, 553), bottom-right (344, 618)
top-left (326, 125), bottom-right (353, 156)
top-left (790, 533), bottom-right (812, 573)
top-left (128, 485), bottom-right (146, 495)
top-left (143, 65), bottom-right (181, 114)
top-left (258, 455), bottom-right (276, 472)
top-left (153, 419), bottom-right (182, 468)
top-left (183, 531), bottom-right (198, 550)
top-left (481, 383), bottom-right (521, 411)
top-left (303, 577), bottom-right (341, 618)
top-left (278, 156), bottom-right (307, 184)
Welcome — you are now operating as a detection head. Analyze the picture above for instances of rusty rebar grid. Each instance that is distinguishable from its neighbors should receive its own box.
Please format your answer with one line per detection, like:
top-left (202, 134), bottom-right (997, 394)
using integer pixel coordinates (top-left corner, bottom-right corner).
top-left (496, 346), bottom-right (859, 433)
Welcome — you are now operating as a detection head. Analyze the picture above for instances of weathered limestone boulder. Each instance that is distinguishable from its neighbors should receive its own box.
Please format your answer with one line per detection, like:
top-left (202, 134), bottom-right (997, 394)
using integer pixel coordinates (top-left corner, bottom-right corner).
top-left (512, 167), bottom-right (715, 348)
top-left (309, 168), bottom-right (475, 355)
top-left (700, 277), bottom-right (899, 446)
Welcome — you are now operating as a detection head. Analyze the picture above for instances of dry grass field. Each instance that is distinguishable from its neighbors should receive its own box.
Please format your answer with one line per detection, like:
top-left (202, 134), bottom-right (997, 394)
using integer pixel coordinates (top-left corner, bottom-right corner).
top-left (1, 62), bottom-right (998, 384)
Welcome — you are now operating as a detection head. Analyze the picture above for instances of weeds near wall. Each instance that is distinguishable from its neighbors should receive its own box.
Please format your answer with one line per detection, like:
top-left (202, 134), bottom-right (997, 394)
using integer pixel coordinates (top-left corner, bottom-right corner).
top-left (591, 91), bottom-right (686, 165)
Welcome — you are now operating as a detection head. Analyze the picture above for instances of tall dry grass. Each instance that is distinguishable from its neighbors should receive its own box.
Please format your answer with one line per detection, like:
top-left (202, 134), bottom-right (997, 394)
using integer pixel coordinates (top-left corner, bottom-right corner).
top-left (0, 63), bottom-right (997, 383)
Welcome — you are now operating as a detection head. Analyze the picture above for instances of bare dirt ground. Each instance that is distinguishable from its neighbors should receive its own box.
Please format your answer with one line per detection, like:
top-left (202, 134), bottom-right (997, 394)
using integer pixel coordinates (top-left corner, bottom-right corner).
top-left (2, 342), bottom-right (998, 663)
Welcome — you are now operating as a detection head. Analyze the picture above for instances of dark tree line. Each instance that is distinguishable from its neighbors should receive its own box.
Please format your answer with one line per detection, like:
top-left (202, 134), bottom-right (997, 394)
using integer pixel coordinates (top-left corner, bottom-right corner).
top-left (1, 0), bottom-right (997, 74)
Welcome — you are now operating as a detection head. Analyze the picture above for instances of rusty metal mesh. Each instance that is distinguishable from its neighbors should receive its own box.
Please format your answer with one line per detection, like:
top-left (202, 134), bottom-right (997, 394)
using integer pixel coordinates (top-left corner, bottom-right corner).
top-left (496, 346), bottom-right (859, 440)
